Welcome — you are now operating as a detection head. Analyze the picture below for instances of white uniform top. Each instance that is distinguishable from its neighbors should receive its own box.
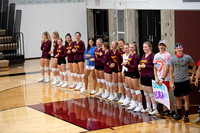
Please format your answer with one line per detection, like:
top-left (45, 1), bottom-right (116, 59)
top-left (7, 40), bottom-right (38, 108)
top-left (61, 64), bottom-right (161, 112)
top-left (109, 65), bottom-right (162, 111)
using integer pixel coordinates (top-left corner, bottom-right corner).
top-left (122, 53), bottom-right (130, 73)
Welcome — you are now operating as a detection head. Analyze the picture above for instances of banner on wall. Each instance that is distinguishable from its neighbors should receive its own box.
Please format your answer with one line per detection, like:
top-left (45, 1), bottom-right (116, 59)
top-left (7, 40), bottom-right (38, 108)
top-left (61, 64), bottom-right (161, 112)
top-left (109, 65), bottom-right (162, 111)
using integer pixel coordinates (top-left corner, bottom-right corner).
top-left (152, 80), bottom-right (170, 110)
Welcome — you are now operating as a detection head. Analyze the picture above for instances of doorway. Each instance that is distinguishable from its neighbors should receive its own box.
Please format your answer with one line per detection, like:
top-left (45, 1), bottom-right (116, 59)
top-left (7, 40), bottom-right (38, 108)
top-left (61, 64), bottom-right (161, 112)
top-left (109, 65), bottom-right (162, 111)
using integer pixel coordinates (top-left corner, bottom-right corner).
top-left (138, 10), bottom-right (161, 55)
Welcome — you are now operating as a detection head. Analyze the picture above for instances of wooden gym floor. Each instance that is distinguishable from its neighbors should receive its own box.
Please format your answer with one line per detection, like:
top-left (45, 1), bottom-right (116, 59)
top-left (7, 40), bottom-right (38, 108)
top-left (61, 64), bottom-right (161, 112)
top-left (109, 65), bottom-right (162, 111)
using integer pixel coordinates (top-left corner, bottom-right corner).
top-left (0, 59), bottom-right (200, 133)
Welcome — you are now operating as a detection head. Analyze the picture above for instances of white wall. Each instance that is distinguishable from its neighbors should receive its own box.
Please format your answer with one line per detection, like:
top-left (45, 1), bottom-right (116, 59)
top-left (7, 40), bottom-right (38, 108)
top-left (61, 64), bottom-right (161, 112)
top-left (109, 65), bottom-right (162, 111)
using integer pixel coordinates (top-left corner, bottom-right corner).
top-left (16, 3), bottom-right (87, 59)
top-left (86, 0), bottom-right (200, 10)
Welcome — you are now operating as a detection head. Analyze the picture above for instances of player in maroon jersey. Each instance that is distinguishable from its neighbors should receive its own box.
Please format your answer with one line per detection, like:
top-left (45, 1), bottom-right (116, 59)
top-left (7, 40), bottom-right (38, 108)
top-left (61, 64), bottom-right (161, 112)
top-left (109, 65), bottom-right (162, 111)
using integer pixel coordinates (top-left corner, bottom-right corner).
top-left (72, 32), bottom-right (85, 91)
top-left (117, 39), bottom-right (126, 103)
top-left (122, 43), bottom-right (144, 111)
top-left (90, 38), bottom-right (106, 96)
top-left (107, 41), bottom-right (120, 101)
top-left (138, 41), bottom-right (157, 115)
top-left (101, 42), bottom-right (112, 99)
top-left (38, 31), bottom-right (52, 82)
top-left (54, 38), bottom-right (68, 88)
top-left (49, 31), bottom-right (61, 85)
top-left (65, 33), bottom-right (76, 88)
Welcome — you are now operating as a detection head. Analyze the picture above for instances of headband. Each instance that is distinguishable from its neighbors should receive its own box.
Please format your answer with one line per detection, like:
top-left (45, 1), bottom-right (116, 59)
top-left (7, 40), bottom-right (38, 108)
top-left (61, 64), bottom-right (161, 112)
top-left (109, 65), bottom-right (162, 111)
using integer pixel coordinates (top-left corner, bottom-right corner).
top-left (174, 44), bottom-right (183, 49)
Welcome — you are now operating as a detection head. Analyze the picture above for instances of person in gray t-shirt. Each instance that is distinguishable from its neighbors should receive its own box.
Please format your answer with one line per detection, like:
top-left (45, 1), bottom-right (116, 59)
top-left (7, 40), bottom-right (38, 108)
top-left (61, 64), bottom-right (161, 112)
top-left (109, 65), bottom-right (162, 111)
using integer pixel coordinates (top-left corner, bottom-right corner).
top-left (169, 43), bottom-right (196, 123)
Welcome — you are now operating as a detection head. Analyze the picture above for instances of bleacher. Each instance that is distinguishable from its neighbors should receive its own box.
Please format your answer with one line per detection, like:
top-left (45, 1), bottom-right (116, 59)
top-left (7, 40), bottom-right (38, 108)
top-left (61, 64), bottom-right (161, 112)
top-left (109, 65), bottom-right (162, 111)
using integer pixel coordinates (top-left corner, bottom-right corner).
top-left (0, 0), bottom-right (24, 70)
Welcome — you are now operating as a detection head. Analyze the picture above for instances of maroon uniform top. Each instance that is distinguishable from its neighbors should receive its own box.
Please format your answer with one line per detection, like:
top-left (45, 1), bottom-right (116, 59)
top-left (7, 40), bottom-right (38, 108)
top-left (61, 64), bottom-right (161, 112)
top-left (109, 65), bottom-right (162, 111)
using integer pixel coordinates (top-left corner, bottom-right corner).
top-left (94, 48), bottom-right (104, 66)
top-left (101, 50), bottom-right (112, 73)
top-left (125, 53), bottom-right (140, 73)
top-left (41, 40), bottom-right (51, 59)
top-left (140, 53), bottom-right (154, 77)
top-left (65, 42), bottom-right (74, 62)
top-left (53, 40), bottom-right (59, 57)
top-left (119, 50), bottom-right (125, 72)
top-left (110, 50), bottom-right (121, 72)
top-left (55, 45), bottom-right (66, 59)
top-left (73, 40), bottom-right (85, 61)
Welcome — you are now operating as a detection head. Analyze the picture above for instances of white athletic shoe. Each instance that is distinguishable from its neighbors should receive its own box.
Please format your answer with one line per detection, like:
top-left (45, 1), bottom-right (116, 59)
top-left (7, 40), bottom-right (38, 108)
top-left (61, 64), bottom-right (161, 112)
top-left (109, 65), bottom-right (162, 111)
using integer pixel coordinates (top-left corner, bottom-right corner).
top-left (127, 102), bottom-right (137, 110)
top-left (90, 89), bottom-right (96, 95)
top-left (108, 93), bottom-right (114, 100)
top-left (45, 78), bottom-right (50, 83)
top-left (38, 78), bottom-right (44, 82)
top-left (118, 96), bottom-right (125, 103)
top-left (75, 83), bottom-right (81, 91)
top-left (149, 109), bottom-right (158, 115)
top-left (80, 87), bottom-right (87, 93)
top-left (141, 108), bottom-right (152, 113)
top-left (102, 92), bottom-right (110, 99)
top-left (122, 97), bottom-right (131, 106)
top-left (57, 81), bottom-right (63, 87)
top-left (61, 83), bottom-right (68, 88)
top-left (51, 79), bottom-right (57, 85)
top-left (112, 93), bottom-right (119, 101)
top-left (134, 105), bottom-right (144, 112)
top-left (70, 83), bottom-right (77, 89)
top-left (95, 89), bottom-right (103, 97)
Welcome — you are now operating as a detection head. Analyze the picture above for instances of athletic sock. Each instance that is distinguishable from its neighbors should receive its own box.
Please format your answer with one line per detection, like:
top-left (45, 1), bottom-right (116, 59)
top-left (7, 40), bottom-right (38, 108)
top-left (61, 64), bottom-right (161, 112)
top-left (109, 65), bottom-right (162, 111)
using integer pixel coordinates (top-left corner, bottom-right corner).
top-left (147, 102), bottom-right (151, 109)
top-left (153, 104), bottom-right (157, 110)
top-left (177, 109), bottom-right (182, 116)
top-left (185, 110), bottom-right (189, 117)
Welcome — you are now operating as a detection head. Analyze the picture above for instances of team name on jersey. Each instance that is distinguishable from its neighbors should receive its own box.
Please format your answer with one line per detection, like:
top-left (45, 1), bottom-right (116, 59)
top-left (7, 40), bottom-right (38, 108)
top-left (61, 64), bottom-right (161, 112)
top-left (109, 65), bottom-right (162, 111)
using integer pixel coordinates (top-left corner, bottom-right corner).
top-left (67, 47), bottom-right (72, 50)
top-left (53, 43), bottom-right (56, 46)
top-left (57, 50), bottom-right (61, 52)
top-left (140, 59), bottom-right (147, 65)
top-left (111, 56), bottom-right (117, 63)
top-left (74, 46), bottom-right (79, 48)
top-left (95, 52), bottom-right (99, 55)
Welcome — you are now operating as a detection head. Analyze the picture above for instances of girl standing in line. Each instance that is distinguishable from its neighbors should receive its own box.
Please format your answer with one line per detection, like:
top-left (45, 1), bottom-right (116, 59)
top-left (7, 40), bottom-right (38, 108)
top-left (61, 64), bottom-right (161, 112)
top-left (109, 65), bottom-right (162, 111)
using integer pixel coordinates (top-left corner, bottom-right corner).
top-left (93, 38), bottom-right (106, 96)
top-left (80, 37), bottom-right (97, 93)
top-left (101, 42), bottom-right (112, 99)
top-left (49, 31), bottom-right (61, 85)
top-left (54, 38), bottom-right (69, 88)
top-left (38, 31), bottom-right (52, 82)
top-left (72, 32), bottom-right (85, 91)
top-left (65, 33), bottom-right (76, 88)
top-left (138, 42), bottom-right (157, 115)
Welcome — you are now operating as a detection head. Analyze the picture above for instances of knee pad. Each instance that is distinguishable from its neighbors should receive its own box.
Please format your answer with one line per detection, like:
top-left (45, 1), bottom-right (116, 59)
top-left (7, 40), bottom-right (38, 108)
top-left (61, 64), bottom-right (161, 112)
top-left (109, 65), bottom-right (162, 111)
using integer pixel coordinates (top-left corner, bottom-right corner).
top-left (97, 79), bottom-right (101, 83)
top-left (70, 73), bottom-right (74, 77)
top-left (56, 68), bottom-right (59, 71)
top-left (101, 79), bottom-right (106, 83)
top-left (74, 73), bottom-right (77, 77)
top-left (113, 83), bottom-right (118, 86)
top-left (77, 74), bottom-right (80, 78)
top-left (149, 93), bottom-right (154, 98)
top-left (109, 82), bottom-right (113, 86)
top-left (51, 68), bottom-right (56, 72)
top-left (59, 72), bottom-right (63, 75)
top-left (44, 67), bottom-right (49, 71)
top-left (144, 92), bottom-right (149, 96)
top-left (40, 67), bottom-right (44, 70)
top-left (106, 81), bottom-right (109, 86)
top-left (123, 83), bottom-right (126, 87)
top-left (118, 82), bottom-right (123, 87)
top-left (62, 72), bottom-right (67, 76)
top-left (81, 74), bottom-right (84, 78)
top-left (125, 87), bottom-right (130, 91)
top-left (135, 90), bottom-right (141, 95)
top-left (130, 89), bottom-right (135, 94)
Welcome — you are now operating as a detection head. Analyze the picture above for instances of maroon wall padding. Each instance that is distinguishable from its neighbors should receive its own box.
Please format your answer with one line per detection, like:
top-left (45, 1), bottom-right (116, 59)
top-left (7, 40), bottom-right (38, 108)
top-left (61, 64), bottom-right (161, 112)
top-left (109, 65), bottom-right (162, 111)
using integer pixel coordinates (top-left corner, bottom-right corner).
top-left (175, 10), bottom-right (200, 63)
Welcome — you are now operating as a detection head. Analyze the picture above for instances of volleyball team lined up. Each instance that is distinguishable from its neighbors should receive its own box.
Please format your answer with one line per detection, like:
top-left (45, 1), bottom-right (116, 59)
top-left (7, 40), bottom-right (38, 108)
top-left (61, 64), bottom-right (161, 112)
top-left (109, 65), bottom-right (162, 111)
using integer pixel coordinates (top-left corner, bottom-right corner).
top-left (39, 31), bottom-right (198, 123)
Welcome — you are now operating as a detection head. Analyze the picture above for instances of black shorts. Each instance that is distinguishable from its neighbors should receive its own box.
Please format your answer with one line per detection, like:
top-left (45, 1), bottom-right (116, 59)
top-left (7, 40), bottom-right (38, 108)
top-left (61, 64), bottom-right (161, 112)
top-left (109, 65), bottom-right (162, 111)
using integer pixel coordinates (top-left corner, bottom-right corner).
top-left (140, 77), bottom-right (154, 87)
top-left (174, 80), bottom-right (191, 97)
top-left (127, 72), bottom-right (140, 79)
top-left (68, 61), bottom-right (74, 63)
top-left (95, 65), bottom-right (104, 71)
top-left (124, 71), bottom-right (128, 77)
top-left (74, 59), bottom-right (85, 63)
top-left (58, 58), bottom-right (66, 65)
